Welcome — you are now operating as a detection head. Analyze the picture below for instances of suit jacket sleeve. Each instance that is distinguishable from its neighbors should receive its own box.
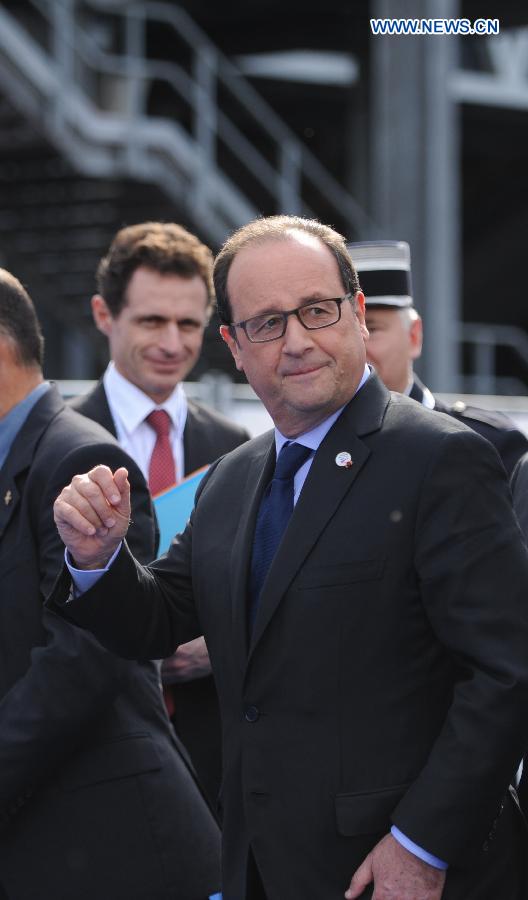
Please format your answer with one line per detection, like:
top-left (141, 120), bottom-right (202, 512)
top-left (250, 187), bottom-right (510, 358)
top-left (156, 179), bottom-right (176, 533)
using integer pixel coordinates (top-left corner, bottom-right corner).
top-left (47, 462), bottom-right (224, 660)
top-left (391, 428), bottom-right (528, 863)
top-left (0, 441), bottom-right (155, 815)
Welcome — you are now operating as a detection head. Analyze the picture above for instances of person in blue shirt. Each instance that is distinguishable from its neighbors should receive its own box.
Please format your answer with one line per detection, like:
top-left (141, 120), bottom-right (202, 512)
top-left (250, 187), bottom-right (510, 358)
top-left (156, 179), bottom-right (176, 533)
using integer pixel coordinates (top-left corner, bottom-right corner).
top-left (0, 267), bottom-right (221, 900)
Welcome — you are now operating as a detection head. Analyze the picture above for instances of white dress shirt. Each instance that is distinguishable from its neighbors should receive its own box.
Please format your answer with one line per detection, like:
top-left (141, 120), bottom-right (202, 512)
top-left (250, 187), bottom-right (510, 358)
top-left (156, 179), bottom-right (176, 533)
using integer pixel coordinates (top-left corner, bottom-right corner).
top-left (404, 378), bottom-right (435, 409)
top-left (103, 363), bottom-right (188, 484)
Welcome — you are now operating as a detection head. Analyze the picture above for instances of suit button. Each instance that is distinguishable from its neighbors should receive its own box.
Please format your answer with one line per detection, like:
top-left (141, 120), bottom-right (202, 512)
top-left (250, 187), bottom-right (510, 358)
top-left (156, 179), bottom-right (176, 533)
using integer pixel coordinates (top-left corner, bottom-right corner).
top-left (245, 705), bottom-right (260, 722)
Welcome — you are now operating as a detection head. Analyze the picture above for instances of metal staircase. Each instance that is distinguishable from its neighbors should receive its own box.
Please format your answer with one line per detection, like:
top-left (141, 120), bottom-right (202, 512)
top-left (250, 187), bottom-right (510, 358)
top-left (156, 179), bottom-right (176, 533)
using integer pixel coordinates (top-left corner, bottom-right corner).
top-left (0, 0), bottom-right (374, 246)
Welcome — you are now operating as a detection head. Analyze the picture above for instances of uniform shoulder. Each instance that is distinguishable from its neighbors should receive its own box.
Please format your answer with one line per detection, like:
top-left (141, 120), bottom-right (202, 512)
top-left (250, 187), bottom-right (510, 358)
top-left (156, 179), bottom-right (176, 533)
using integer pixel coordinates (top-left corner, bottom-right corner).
top-left (440, 400), bottom-right (528, 475)
top-left (388, 390), bottom-right (474, 437)
top-left (447, 400), bottom-right (522, 434)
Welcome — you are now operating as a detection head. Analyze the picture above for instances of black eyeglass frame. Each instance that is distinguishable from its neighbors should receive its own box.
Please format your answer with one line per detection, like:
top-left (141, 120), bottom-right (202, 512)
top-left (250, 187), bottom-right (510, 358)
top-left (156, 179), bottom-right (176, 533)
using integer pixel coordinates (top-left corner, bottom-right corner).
top-left (229, 293), bottom-right (355, 344)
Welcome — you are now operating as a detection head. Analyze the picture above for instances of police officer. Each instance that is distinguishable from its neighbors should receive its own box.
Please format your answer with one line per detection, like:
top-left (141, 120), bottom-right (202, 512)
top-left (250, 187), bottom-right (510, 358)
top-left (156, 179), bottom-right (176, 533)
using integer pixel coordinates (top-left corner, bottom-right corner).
top-left (348, 239), bottom-right (528, 476)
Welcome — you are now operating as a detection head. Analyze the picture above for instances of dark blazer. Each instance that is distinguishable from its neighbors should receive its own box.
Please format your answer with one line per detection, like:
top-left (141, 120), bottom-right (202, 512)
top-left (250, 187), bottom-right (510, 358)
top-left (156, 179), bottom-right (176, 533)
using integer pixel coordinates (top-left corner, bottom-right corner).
top-left (0, 385), bottom-right (220, 900)
top-left (410, 375), bottom-right (528, 476)
top-left (72, 379), bottom-right (250, 806)
top-left (54, 375), bottom-right (528, 900)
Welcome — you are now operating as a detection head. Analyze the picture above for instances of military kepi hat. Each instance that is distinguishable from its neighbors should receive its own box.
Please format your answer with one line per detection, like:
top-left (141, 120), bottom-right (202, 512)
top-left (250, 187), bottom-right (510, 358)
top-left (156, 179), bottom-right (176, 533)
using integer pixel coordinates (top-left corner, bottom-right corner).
top-left (347, 240), bottom-right (413, 308)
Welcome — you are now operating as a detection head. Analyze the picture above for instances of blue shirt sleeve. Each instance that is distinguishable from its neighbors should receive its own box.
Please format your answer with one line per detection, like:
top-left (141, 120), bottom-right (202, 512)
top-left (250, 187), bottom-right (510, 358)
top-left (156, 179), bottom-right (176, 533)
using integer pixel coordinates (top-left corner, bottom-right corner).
top-left (391, 826), bottom-right (448, 870)
top-left (65, 544), bottom-right (123, 597)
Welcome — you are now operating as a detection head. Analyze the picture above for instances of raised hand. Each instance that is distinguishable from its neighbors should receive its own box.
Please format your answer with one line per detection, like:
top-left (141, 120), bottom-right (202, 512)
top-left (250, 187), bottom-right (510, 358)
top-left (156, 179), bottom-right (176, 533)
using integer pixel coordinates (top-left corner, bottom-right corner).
top-left (54, 465), bottom-right (131, 569)
top-left (345, 833), bottom-right (446, 900)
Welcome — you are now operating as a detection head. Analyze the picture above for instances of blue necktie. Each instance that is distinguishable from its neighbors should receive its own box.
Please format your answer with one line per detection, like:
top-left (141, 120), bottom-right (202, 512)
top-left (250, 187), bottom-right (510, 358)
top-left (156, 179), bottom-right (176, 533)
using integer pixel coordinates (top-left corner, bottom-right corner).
top-left (249, 442), bottom-right (312, 633)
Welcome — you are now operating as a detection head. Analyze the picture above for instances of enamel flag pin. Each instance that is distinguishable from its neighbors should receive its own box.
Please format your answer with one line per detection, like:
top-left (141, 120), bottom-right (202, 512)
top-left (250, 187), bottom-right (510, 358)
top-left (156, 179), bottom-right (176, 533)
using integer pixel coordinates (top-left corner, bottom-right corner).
top-left (4, 490), bottom-right (12, 506)
top-left (335, 451), bottom-right (353, 469)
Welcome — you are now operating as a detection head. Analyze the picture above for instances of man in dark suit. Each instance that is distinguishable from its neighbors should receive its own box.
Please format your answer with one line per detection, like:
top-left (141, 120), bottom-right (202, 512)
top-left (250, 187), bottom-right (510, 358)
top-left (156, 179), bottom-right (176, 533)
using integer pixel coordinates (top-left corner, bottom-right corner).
top-left (72, 221), bottom-right (249, 804)
top-left (348, 240), bottom-right (528, 476)
top-left (0, 269), bottom-right (220, 899)
top-left (52, 216), bottom-right (528, 900)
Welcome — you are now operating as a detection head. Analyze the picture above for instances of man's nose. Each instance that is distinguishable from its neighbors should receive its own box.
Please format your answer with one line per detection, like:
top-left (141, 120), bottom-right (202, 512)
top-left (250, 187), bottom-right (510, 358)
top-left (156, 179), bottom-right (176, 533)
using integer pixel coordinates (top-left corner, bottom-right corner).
top-left (282, 314), bottom-right (315, 353)
top-left (159, 322), bottom-right (184, 354)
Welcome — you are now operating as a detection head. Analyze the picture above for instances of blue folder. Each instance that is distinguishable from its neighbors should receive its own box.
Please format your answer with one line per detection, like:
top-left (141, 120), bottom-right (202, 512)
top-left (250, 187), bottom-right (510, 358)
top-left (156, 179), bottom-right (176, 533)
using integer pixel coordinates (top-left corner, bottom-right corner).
top-left (153, 467), bottom-right (209, 554)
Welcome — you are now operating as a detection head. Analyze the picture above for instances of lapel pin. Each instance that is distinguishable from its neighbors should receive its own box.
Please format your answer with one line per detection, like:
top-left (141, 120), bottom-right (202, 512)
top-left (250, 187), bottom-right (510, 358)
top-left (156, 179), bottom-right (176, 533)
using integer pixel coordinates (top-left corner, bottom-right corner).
top-left (4, 490), bottom-right (12, 506)
top-left (335, 451), bottom-right (353, 469)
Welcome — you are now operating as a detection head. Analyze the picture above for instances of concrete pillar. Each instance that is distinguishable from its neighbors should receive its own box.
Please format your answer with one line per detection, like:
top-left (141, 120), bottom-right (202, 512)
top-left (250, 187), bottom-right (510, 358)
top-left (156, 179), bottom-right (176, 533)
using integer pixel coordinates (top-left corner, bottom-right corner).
top-left (369, 0), bottom-right (461, 391)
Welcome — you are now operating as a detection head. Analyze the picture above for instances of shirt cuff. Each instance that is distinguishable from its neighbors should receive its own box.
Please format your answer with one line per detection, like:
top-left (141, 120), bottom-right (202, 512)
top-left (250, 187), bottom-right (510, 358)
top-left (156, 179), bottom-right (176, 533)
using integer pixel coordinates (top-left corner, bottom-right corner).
top-left (391, 826), bottom-right (448, 870)
top-left (65, 543), bottom-right (122, 597)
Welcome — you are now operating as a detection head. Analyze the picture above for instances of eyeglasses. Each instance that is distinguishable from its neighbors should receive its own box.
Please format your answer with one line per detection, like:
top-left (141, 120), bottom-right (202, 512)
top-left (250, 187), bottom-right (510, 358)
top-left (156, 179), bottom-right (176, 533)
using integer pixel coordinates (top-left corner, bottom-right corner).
top-left (230, 294), bottom-right (354, 344)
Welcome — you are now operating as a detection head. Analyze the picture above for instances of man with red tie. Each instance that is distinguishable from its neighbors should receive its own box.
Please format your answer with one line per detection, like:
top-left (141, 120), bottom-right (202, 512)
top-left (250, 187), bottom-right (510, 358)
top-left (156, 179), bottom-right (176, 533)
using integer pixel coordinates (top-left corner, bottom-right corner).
top-left (72, 221), bottom-right (249, 805)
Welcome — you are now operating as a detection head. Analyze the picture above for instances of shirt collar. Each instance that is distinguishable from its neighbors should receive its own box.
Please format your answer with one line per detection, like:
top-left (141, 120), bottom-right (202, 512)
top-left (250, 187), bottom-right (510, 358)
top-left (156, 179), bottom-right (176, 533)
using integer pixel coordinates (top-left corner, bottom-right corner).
top-left (0, 381), bottom-right (50, 470)
top-left (103, 362), bottom-right (188, 438)
top-left (274, 363), bottom-right (371, 456)
top-left (404, 376), bottom-right (435, 409)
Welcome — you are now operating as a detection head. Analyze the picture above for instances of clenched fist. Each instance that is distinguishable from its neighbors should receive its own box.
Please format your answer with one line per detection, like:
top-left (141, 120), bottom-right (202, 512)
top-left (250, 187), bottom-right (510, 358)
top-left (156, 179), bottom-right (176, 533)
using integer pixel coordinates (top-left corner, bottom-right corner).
top-left (54, 465), bottom-right (132, 569)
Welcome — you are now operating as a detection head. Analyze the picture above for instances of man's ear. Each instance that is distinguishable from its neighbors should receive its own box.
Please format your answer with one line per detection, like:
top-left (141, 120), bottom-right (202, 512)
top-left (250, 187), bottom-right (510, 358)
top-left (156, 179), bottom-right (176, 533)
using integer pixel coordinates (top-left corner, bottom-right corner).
top-left (409, 314), bottom-right (423, 361)
top-left (220, 324), bottom-right (244, 372)
top-left (91, 295), bottom-right (114, 336)
top-left (355, 291), bottom-right (369, 340)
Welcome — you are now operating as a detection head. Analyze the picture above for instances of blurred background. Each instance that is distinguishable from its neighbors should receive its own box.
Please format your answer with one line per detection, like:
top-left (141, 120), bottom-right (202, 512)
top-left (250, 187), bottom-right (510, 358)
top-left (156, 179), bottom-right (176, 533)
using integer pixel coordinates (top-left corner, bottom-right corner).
top-left (0, 0), bottom-right (526, 426)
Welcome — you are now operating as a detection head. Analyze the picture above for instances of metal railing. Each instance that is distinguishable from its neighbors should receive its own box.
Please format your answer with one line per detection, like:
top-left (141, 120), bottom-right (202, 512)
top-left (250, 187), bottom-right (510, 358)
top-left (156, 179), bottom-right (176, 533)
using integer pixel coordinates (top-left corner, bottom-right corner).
top-left (1, 1), bottom-right (527, 391)
top-left (59, 374), bottom-right (528, 438)
top-left (0, 0), bottom-right (374, 244)
top-left (459, 322), bottom-right (528, 395)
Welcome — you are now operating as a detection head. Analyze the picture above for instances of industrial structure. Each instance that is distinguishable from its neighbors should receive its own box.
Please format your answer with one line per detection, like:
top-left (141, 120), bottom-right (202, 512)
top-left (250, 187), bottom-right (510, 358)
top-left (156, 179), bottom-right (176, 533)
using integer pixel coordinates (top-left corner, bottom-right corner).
top-left (0, 0), bottom-right (527, 393)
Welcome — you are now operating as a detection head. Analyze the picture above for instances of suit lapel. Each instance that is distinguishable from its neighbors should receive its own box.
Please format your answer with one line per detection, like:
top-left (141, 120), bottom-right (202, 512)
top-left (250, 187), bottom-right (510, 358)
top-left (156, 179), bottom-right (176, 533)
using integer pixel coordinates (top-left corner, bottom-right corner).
top-left (183, 403), bottom-right (203, 475)
top-left (230, 433), bottom-right (275, 667)
top-left (0, 385), bottom-right (63, 538)
top-left (247, 375), bottom-right (390, 663)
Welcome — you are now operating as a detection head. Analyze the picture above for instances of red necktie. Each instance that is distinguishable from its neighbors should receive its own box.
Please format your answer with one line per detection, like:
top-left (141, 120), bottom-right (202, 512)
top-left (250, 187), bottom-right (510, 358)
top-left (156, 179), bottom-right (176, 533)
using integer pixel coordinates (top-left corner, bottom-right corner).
top-left (146, 409), bottom-right (177, 496)
top-left (146, 409), bottom-right (178, 718)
